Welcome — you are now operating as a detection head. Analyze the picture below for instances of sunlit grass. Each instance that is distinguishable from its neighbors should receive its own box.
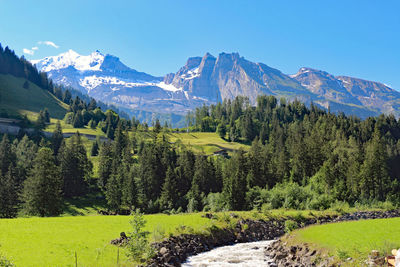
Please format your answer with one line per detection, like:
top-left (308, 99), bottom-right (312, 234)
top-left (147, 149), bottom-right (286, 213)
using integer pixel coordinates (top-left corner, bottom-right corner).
top-left (0, 209), bottom-right (339, 267)
top-left (45, 119), bottom-right (106, 137)
top-left (287, 217), bottom-right (400, 265)
top-left (167, 132), bottom-right (249, 154)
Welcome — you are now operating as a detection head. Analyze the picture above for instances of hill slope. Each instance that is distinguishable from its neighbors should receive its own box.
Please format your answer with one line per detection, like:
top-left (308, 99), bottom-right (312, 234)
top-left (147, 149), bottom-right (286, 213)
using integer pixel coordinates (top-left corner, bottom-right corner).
top-left (0, 74), bottom-right (68, 119)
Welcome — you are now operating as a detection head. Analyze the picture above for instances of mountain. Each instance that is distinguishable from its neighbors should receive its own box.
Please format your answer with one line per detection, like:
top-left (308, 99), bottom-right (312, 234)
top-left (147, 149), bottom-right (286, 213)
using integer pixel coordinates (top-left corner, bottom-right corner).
top-left (32, 50), bottom-right (400, 119)
top-left (290, 67), bottom-right (400, 117)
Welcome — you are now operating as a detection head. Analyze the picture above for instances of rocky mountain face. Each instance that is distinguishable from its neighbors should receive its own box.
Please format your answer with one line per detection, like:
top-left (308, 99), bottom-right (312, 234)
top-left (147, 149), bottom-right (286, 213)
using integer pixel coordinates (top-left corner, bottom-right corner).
top-left (290, 67), bottom-right (400, 117)
top-left (32, 50), bottom-right (400, 119)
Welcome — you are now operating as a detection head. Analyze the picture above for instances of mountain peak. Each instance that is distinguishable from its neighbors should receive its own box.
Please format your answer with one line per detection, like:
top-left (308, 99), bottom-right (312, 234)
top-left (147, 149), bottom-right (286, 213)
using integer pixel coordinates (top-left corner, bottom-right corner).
top-left (91, 50), bottom-right (103, 56)
top-left (291, 67), bottom-right (331, 78)
top-left (31, 49), bottom-right (105, 72)
top-left (203, 52), bottom-right (215, 59)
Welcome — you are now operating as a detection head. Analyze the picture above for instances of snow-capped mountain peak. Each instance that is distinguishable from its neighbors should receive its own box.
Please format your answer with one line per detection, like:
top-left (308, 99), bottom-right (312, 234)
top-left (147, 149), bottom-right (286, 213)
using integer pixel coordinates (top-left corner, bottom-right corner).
top-left (31, 49), bottom-right (105, 72)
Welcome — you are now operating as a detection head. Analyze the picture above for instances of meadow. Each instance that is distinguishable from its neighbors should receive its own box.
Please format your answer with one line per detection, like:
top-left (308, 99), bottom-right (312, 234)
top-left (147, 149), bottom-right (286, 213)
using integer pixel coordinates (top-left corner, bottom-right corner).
top-left (0, 74), bottom-right (68, 119)
top-left (45, 119), bottom-right (106, 137)
top-left (287, 217), bottom-right (400, 265)
top-left (167, 132), bottom-right (249, 154)
top-left (0, 213), bottom-right (211, 267)
top-left (0, 209), bottom-right (345, 266)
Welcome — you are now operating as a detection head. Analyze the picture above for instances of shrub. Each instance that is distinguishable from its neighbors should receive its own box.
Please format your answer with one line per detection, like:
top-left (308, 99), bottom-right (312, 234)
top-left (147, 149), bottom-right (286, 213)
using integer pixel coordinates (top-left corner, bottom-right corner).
top-left (0, 255), bottom-right (13, 267)
top-left (0, 248), bottom-right (13, 267)
top-left (330, 201), bottom-right (350, 214)
top-left (307, 194), bottom-right (333, 210)
top-left (203, 192), bottom-right (227, 212)
top-left (373, 200), bottom-right (396, 211)
top-left (292, 212), bottom-right (306, 223)
top-left (152, 224), bottom-right (166, 242)
top-left (336, 249), bottom-right (350, 261)
top-left (126, 210), bottom-right (154, 263)
top-left (267, 183), bottom-right (312, 210)
top-left (284, 219), bottom-right (299, 233)
top-left (261, 203), bottom-right (273, 214)
top-left (246, 186), bottom-right (269, 210)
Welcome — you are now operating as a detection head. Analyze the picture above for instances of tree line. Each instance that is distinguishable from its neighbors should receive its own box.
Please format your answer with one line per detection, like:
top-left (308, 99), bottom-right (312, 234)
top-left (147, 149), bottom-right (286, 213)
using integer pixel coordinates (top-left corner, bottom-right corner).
top-left (1, 92), bottom-right (400, 217)
top-left (99, 95), bottom-right (400, 213)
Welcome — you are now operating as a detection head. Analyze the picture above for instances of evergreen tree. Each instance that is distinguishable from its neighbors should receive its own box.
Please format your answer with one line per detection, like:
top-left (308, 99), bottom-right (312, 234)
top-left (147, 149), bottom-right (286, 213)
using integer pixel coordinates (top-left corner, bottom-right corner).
top-left (123, 166), bottom-right (138, 211)
top-left (223, 150), bottom-right (247, 210)
top-left (193, 156), bottom-right (219, 194)
top-left (105, 166), bottom-right (124, 212)
top-left (51, 121), bottom-right (64, 155)
top-left (187, 176), bottom-right (203, 212)
top-left (14, 135), bottom-right (37, 185)
top-left (91, 139), bottom-right (99, 156)
top-left (59, 133), bottom-right (92, 197)
top-left (217, 123), bottom-right (227, 139)
top-left (72, 112), bottom-right (84, 128)
top-left (160, 166), bottom-right (179, 210)
top-left (88, 98), bottom-right (97, 111)
top-left (359, 127), bottom-right (391, 201)
top-left (23, 80), bottom-right (29, 89)
top-left (98, 141), bottom-right (113, 189)
top-left (0, 166), bottom-right (18, 218)
top-left (62, 90), bottom-right (72, 104)
top-left (106, 123), bottom-right (114, 139)
top-left (0, 135), bottom-right (15, 176)
top-left (153, 119), bottom-right (161, 133)
top-left (22, 147), bottom-right (62, 216)
top-left (36, 110), bottom-right (46, 129)
top-left (44, 108), bottom-right (50, 123)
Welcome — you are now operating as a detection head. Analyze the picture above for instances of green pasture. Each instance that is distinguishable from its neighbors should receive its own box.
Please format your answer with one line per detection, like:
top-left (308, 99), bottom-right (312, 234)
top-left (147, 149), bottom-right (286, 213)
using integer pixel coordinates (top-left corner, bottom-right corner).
top-left (0, 213), bottom-right (211, 266)
top-left (167, 132), bottom-right (249, 154)
top-left (45, 119), bottom-right (106, 137)
top-left (289, 217), bottom-right (400, 265)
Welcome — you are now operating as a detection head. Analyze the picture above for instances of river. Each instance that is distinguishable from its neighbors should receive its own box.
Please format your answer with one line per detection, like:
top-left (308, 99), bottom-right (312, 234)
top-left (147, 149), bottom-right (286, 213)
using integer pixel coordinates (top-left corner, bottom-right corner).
top-left (182, 240), bottom-right (276, 267)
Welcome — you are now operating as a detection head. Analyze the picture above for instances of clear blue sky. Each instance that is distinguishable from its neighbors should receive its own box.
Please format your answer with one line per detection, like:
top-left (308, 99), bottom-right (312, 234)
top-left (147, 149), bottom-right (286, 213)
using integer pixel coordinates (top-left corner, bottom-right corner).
top-left (0, 0), bottom-right (399, 89)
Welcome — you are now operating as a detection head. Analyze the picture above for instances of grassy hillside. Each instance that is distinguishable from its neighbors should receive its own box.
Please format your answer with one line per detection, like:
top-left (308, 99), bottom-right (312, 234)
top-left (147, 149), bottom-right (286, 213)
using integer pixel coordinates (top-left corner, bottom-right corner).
top-left (168, 132), bottom-right (249, 154)
top-left (286, 218), bottom-right (400, 265)
top-left (0, 74), bottom-right (68, 119)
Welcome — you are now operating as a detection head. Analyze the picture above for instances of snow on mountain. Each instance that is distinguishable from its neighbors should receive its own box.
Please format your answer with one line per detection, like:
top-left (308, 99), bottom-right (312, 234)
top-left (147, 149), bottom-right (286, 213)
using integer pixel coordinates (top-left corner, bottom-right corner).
top-left (31, 49), bottom-right (105, 72)
top-left (32, 50), bottom-right (400, 119)
top-left (79, 76), bottom-right (182, 93)
top-left (31, 50), bottom-right (195, 115)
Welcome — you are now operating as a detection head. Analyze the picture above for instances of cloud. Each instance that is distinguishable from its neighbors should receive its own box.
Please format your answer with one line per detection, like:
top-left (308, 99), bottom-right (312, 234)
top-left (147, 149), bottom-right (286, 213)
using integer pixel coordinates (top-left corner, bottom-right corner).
top-left (38, 41), bottom-right (59, 49)
top-left (23, 48), bottom-right (35, 55)
top-left (22, 40), bottom-right (60, 56)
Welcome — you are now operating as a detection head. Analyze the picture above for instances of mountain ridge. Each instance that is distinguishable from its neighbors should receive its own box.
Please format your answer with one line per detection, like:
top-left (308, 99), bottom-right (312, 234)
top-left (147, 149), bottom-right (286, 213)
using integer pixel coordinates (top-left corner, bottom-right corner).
top-left (31, 50), bottom-right (400, 119)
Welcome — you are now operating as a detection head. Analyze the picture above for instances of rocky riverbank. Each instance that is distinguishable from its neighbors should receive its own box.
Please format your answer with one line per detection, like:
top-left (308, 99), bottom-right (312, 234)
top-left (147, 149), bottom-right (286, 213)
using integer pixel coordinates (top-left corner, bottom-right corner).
top-left (265, 240), bottom-right (333, 267)
top-left (144, 210), bottom-right (400, 266)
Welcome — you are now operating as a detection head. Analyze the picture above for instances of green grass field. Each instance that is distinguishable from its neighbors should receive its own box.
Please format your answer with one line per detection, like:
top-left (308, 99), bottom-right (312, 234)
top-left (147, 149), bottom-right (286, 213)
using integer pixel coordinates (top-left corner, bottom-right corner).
top-left (288, 218), bottom-right (400, 265)
top-left (45, 118), bottom-right (106, 137)
top-left (0, 74), bottom-right (68, 119)
top-left (0, 214), bottom-right (211, 267)
top-left (0, 209), bottom-right (345, 267)
top-left (167, 132), bottom-right (249, 154)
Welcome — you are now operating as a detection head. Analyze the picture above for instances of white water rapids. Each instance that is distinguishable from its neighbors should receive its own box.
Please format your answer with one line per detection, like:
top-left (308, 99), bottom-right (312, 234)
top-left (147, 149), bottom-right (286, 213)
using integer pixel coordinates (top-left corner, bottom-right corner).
top-left (182, 240), bottom-right (276, 267)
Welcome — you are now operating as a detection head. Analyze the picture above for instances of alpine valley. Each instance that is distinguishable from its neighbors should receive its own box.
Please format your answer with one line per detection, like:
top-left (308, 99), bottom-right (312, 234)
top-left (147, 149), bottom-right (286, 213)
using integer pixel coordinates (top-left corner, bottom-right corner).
top-left (32, 50), bottom-right (400, 120)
